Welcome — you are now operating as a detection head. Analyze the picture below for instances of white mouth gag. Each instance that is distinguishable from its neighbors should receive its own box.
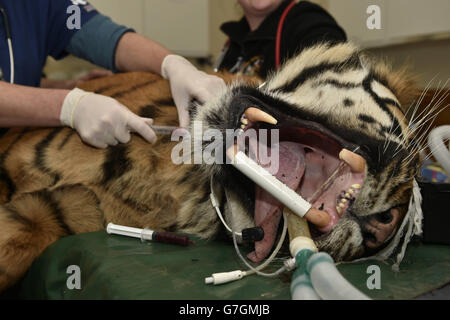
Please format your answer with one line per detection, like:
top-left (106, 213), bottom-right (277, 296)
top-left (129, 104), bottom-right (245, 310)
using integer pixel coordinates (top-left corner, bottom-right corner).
top-left (226, 144), bottom-right (332, 228)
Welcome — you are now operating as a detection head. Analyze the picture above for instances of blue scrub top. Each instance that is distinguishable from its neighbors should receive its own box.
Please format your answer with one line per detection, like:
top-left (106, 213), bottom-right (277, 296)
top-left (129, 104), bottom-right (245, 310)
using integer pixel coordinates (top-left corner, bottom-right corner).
top-left (0, 0), bottom-right (98, 87)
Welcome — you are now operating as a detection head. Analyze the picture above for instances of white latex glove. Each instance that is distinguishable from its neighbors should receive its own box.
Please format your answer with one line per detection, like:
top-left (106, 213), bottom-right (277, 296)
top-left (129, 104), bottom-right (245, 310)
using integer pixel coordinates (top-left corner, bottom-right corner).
top-left (161, 54), bottom-right (226, 128)
top-left (60, 88), bottom-right (156, 148)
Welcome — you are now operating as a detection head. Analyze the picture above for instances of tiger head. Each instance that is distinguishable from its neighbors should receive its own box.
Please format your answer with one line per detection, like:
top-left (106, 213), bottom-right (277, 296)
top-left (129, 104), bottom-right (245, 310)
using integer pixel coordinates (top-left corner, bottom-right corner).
top-left (191, 42), bottom-right (421, 263)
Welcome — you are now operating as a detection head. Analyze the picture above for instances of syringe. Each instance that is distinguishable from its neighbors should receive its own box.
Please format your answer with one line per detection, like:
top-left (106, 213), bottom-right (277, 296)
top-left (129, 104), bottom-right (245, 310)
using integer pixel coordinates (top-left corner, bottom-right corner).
top-left (107, 223), bottom-right (194, 246)
top-left (150, 125), bottom-right (178, 135)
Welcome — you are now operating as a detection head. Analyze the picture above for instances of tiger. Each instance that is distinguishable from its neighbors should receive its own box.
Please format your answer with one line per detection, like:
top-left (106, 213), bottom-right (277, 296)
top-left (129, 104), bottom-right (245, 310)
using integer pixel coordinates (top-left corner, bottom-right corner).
top-left (0, 42), bottom-right (422, 292)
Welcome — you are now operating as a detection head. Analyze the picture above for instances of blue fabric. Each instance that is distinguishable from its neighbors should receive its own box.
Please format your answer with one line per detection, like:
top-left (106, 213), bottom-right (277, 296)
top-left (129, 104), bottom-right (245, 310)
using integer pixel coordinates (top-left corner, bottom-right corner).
top-left (0, 0), bottom-right (98, 87)
top-left (66, 14), bottom-right (134, 73)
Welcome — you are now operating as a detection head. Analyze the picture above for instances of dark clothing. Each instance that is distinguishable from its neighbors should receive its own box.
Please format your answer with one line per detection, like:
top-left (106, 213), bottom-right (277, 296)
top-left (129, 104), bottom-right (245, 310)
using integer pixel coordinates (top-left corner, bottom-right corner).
top-left (0, 0), bottom-right (132, 87)
top-left (0, 0), bottom-right (98, 87)
top-left (218, 0), bottom-right (347, 78)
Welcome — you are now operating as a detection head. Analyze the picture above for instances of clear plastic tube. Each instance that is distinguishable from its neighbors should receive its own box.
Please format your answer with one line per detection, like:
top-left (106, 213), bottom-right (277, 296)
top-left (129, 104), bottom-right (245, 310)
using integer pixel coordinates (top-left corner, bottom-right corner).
top-left (428, 125), bottom-right (450, 174)
top-left (290, 248), bottom-right (321, 300)
top-left (291, 273), bottom-right (321, 300)
top-left (231, 207), bottom-right (289, 278)
top-left (307, 252), bottom-right (370, 300)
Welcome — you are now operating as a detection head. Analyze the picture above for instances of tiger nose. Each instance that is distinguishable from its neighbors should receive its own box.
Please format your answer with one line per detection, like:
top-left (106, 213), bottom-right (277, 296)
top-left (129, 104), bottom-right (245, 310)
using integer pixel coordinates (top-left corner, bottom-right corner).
top-left (362, 208), bottom-right (404, 249)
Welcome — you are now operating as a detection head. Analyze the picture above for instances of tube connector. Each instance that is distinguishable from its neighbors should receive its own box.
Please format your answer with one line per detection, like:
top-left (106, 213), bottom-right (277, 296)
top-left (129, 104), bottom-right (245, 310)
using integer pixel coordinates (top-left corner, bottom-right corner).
top-left (205, 270), bottom-right (245, 285)
top-left (290, 236), bottom-right (318, 258)
top-left (283, 257), bottom-right (297, 271)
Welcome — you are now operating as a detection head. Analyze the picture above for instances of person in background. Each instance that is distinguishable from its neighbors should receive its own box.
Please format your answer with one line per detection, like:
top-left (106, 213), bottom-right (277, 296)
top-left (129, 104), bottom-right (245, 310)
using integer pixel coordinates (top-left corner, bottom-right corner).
top-left (0, 0), bottom-right (225, 148)
top-left (215, 0), bottom-right (347, 78)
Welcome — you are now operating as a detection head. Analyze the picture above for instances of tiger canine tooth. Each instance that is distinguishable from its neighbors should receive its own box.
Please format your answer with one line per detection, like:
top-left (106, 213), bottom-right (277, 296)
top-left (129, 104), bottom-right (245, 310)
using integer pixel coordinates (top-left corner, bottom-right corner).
top-left (244, 107), bottom-right (277, 125)
top-left (241, 118), bottom-right (248, 125)
top-left (336, 206), bottom-right (343, 215)
top-left (351, 184), bottom-right (361, 189)
top-left (304, 208), bottom-right (330, 228)
top-left (339, 149), bottom-right (366, 173)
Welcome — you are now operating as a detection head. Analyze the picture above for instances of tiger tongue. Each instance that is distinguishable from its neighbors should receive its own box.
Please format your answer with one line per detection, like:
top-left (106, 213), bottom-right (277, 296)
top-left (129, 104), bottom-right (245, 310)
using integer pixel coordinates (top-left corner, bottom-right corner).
top-left (247, 142), bottom-right (306, 263)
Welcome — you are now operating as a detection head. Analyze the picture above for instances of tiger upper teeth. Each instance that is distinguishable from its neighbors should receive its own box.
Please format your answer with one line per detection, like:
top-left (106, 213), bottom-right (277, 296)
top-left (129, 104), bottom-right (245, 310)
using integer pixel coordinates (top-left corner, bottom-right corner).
top-left (339, 149), bottom-right (366, 173)
top-left (244, 107), bottom-right (277, 125)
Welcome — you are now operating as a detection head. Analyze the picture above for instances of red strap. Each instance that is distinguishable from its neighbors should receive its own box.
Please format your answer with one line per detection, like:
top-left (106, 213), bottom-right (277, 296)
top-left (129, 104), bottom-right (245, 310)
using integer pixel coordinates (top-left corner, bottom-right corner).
top-left (275, 0), bottom-right (296, 69)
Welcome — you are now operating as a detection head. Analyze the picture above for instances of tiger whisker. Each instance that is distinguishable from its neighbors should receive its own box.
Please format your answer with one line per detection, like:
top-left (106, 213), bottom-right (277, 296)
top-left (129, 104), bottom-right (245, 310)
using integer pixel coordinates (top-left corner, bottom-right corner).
top-left (407, 75), bottom-right (442, 124)
top-left (399, 106), bottom-right (448, 164)
top-left (383, 83), bottom-right (432, 154)
top-left (394, 104), bottom-right (448, 162)
top-left (395, 87), bottom-right (449, 153)
top-left (422, 143), bottom-right (449, 162)
top-left (406, 80), bottom-right (449, 132)
top-left (390, 91), bottom-right (436, 153)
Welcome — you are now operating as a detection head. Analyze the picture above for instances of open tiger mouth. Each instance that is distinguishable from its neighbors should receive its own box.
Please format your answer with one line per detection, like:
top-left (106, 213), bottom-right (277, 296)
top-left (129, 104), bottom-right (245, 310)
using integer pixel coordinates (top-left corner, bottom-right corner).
top-left (228, 106), bottom-right (367, 263)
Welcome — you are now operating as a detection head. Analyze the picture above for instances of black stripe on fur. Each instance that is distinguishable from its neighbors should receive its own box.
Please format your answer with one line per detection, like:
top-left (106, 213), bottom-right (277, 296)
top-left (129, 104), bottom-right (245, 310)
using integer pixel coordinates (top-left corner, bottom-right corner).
top-left (34, 128), bottom-right (63, 185)
top-left (101, 144), bottom-right (131, 184)
top-left (275, 53), bottom-right (361, 93)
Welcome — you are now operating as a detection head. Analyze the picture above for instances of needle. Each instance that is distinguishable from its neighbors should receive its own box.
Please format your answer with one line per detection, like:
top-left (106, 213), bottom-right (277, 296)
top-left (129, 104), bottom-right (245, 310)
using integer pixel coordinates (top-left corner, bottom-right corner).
top-left (150, 125), bottom-right (178, 135)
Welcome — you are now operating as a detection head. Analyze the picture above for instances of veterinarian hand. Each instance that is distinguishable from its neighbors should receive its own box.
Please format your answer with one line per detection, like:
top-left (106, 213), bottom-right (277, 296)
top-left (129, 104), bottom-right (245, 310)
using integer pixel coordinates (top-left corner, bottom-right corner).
top-left (161, 55), bottom-right (226, 128)
top-left (60, 88), bottom-right (157, 148)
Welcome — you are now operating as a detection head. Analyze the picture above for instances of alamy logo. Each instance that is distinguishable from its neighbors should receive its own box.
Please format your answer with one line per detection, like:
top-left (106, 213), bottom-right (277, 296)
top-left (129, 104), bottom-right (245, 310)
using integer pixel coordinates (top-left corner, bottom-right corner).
top-left (66, 4), bottom-right (81, 30)
top-left (366, 265), bottom-right (381, 289)
top-left (70, 0), bottom-right (87, 5)
top-left (170, 121), bottom-right (280, 173)
top-left (66, 265), bottom-right (81, 290)
top-left (366, 5), bottom-right (382, 30)
top-left (66, 0), bottom-right (88, 30)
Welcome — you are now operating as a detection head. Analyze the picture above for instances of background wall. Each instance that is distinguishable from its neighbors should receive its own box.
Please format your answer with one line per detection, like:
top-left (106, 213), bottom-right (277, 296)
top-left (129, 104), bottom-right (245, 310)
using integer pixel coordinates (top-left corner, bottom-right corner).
top-left (44, 0), bottom-right (450, 89)
top-left (323, 0), bottom-right (450, 88)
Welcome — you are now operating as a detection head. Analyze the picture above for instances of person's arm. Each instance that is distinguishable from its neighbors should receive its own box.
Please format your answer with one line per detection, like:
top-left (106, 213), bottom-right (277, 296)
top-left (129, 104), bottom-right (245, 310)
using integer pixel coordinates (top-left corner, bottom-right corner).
top-left (114, 32), bottom-right (226, 127)
top-left (114, 32), bottom-right (170, 75)
top-left (40, 78), bottom-right (77, 90)
top-left (0, 81), bottom-right (156, 148)
top-left (0, 81), bottom-right (68, 127)
top-left (67, 14), bottom-right (226, 128)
